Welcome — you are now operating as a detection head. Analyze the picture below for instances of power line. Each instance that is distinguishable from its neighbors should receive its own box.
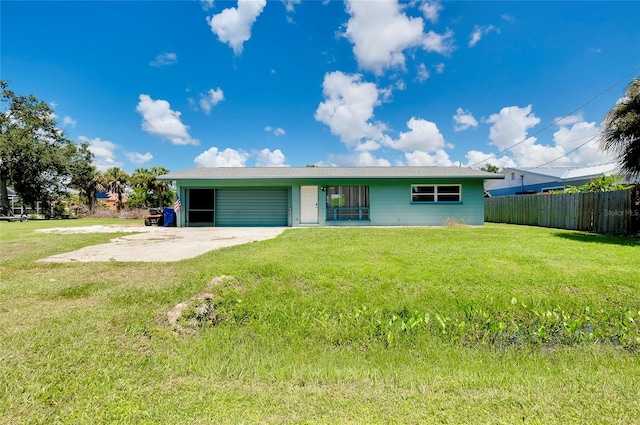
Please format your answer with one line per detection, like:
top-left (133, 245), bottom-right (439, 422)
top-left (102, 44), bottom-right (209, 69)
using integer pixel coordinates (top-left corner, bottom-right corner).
top-left (502, 133), bottom-right (597, 162)
top-left (531, 133), bottom-right (601, 168)
top-left (470, 66), bottom-right (640, 167)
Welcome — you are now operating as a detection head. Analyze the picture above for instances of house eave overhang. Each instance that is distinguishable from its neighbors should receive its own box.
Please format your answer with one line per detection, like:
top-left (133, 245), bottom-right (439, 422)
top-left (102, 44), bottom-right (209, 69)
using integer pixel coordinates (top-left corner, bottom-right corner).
top-left (157, 166), bottom-right (506, 182)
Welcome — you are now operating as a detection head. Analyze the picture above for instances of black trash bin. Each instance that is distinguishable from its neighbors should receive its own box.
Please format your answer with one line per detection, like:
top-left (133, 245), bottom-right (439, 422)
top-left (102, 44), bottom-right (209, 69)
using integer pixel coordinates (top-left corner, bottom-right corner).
top-left (163, 207), bottom-right (176, 227)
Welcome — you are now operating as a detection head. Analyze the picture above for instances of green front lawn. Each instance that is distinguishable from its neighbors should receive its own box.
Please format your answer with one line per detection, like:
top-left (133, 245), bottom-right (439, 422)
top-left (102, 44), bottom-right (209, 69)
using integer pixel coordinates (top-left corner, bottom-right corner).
top-left (1, 220), bottom-right (638, 424)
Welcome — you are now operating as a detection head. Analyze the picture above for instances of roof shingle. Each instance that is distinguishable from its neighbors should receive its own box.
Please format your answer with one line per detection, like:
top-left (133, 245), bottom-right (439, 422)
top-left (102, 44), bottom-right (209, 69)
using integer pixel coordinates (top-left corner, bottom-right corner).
top-left (158, 166), bottom-right (504, 180)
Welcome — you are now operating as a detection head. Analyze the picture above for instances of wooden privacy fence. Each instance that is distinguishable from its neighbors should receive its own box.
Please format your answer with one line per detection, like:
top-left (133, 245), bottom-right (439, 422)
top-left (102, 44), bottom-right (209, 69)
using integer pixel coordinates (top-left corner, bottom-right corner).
top-left (485, 188), bottom-right (640, 234)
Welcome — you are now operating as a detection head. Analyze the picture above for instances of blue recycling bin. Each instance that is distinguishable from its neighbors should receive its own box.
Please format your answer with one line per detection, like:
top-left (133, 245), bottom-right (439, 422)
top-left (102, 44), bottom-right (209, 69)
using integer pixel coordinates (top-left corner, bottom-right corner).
top-left (163, 207), bottom-right (176, 227)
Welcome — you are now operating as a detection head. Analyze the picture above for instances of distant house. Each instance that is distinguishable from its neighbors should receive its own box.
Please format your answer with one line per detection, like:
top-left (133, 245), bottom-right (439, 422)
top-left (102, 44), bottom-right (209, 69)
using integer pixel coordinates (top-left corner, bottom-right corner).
top-left (97, 192), bottom-right (129, 211)
top-left (7, 186), bottom-right (18, 203)
top-left (158, 166), bottom-right (503, 227)
top-left (5, 187), bottom-right (20, 214)
top-left (484, 163), bottom-right (627, 197)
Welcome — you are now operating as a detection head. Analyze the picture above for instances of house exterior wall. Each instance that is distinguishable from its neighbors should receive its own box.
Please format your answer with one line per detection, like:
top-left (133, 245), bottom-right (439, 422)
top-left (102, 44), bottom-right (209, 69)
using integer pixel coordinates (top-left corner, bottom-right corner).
top-left (485, 171), bottom-right (561, 196)
top-left (174, 178), bottom-right (487, 227)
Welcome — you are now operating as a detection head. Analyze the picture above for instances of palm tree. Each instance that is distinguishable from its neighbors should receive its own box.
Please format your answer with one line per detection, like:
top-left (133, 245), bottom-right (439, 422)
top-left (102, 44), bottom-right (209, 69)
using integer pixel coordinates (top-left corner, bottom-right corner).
top-left (69, 144), bottom-right (104, 213)
top-left (80, 170), bottom-right (105, 213)
top-left (102, 167), bottom-right (129, 211)
top-left (601, 77), bottom-right (640, 178)
top-left (150, 166), bottom-right (171, 207)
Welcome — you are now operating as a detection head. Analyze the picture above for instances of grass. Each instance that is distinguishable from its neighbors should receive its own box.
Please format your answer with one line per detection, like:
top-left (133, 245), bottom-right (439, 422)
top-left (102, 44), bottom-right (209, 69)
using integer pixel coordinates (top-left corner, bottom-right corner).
top-left (1, 219), bottom-right (639, 424)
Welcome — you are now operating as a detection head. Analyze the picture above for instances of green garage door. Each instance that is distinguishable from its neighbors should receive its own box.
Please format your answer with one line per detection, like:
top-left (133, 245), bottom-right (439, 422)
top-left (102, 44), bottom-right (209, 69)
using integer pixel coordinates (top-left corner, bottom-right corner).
top-left (216, 187), bottom-right (289, 226)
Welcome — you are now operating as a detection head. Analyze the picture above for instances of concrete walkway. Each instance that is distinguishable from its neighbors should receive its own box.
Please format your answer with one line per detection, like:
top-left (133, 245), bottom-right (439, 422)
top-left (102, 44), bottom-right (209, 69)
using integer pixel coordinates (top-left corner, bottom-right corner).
top-left (37, 225), bottom-right (287, 262)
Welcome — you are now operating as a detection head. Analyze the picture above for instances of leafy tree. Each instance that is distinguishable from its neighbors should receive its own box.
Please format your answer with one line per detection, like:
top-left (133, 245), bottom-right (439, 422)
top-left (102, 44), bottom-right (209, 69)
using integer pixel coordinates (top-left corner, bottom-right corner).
top-left (560, 175), bottom-right (631, 193)
top-left (129, 167), bottom-right (154, 208)
top-left (129, 166), bottom-right (172, 208)
top-left (102, 167), bottom-right (129, 211)
top-left (0, 80), bottom-right (86, 215)
top-left (125, 187), bottom-right (149, 209)
top-left (150, 165), bottom-right (173, 207)
top-left (601, 77), bottom-right (640, 178)
top-left (480, 163), bottom-right (500, 173)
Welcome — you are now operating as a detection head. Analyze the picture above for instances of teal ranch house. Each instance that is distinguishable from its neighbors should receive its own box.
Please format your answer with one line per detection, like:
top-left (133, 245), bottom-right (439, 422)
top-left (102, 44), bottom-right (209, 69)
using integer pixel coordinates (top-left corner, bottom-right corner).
top-left (158, 166), bottom-right (504, 228)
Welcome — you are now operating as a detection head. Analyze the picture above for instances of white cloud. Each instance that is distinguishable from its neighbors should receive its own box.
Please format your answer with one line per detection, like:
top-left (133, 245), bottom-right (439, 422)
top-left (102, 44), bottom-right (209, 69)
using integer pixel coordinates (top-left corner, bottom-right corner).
top-left (314, 160), bottom-right (337, 167)
top-left (386, 117), bottom-right (448, 152)
top-left (405, 149), bottom-right (453, 166)
top-left (315, 71), bottom-right (387, 146)
top-left (485, 105), bottom-right (540, 151)
top-left (255, 148), bottom-right (287, 166)
top-left (79, 136), bottom-right (122, 171)
top-left (553, 113), bottom-right (583, 126)
top-left (194, 146), bottom-right (250, 167)
top-left (201, 0), bottom-right (215, 10)
top-left (125, 151), bottom-right (153, 164)
top-left (553, 120), bottom-right (598, 151)
top-left (468, 28), bottom-right (483, 48)
top-left (434, 62), bottom-right (445, 73)
top-left (485, 105), bottom-right (565, 167)
top-left (206, 0), bottom-right (267, 55)
top-left (315, 72), bottom-right (459, 166)
top-left (82, 136), bottom-right (116, 159)
top-left (453, 108), bottom-right (478, 132)
top-left (343, 0), bottom-right (453, 75)
top-left (354, 140), bottom-right (381, 151)
top-left (282, 0), bottom-right (300, 13)
top-left (515, 143), bottom-right (569, 167)
top-left (136, 94), bottom-right (199, 146)
top-left (328, 151), bottom-right (391, 167)
top-left (420, 1), bottom-right (442, 23)
top-left (470, 107), bottom-right (611, 169)
top-left (416, 63), bottom-right (429, 82)
top-left (468, 25), bottom-right (497, 47)
top-left (264, 126), bottom-right (286, 136)
top-left (149, 52), bottom-right (177, 67)
top-left (422, 29), bottom-right (454, 54)
top-left (199, 88), bottom-right (225, 115)
top-left (464, 150), bottom-right (516, 170)
top-left (62, 115), bottom-right (76, 127)
top-left (501, 14), bottom-right (515, 23)
top-left (553, 120), bottom-right (614, 165)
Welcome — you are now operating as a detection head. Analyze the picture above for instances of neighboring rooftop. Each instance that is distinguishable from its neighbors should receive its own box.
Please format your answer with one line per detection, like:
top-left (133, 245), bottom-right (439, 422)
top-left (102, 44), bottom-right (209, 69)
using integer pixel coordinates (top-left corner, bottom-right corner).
top-left (158, 166), bottom-right (505, 181)
top-left (502, 163), bottom-right (621, 181)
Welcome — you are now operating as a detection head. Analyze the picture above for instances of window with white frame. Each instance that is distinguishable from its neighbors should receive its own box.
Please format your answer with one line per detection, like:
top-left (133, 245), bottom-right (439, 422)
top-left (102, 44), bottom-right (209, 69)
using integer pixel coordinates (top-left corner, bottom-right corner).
top-left (411, 185), bottom-right (461, 203)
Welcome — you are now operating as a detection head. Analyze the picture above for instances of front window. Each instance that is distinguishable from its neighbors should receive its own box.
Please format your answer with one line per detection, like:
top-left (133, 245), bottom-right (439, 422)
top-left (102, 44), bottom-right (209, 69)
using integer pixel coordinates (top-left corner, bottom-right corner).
top-left (411, 185), bottom-right (461, 203)
top-left (326, 186), bottom-right (369, 220)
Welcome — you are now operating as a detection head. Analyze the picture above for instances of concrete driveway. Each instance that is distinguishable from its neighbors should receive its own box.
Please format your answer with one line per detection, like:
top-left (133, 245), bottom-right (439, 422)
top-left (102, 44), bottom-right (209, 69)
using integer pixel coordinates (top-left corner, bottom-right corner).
top-left (37, 225), bottom-right (287, 262)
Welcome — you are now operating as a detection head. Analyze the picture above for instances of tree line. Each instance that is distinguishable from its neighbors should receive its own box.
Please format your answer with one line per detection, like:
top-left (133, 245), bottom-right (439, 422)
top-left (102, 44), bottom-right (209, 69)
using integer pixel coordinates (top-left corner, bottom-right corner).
top-left (0, 81), bottom-right (172, 216)
top-left (97, 166), bottom-right (174, 212)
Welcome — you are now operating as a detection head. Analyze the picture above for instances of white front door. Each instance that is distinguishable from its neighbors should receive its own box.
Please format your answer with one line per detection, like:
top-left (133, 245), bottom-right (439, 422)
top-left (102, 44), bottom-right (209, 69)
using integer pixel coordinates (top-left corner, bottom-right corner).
top-left (300, 186), bottom-right (319, 224)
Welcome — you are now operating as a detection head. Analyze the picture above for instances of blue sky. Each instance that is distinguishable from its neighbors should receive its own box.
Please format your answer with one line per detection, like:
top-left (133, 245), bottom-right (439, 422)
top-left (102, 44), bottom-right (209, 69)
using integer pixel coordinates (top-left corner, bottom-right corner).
top-left (2, 0), bottom-right (639, 173)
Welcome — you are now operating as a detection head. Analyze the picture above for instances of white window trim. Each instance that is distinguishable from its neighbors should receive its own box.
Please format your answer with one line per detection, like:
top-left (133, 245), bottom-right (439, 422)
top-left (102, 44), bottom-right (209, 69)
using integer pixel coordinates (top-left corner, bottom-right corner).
top-left (411, 184), bottom-right (462, 203)
top-left (541, 185), bottom-right (565, 193)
